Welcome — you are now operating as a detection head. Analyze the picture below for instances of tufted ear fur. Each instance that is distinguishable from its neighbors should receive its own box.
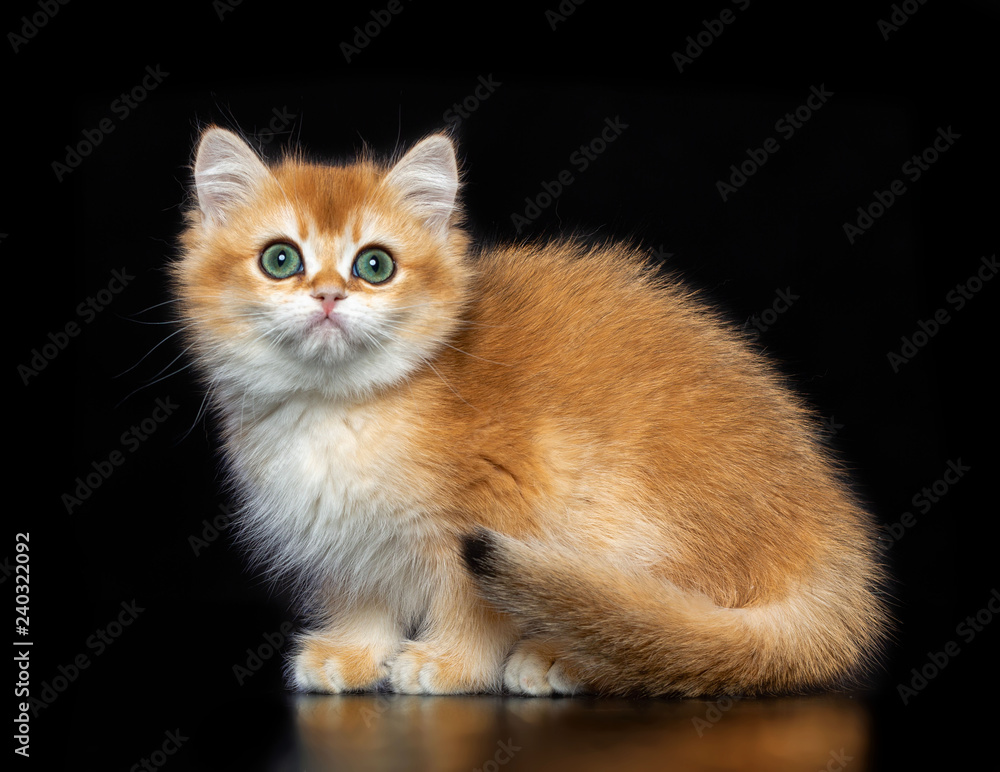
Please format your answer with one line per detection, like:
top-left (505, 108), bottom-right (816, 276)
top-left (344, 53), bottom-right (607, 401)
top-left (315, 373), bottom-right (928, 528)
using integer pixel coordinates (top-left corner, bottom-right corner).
top-left (193, 127), bottom-right (271, 226)
top-left (382, 134), bottom-right (459, 238)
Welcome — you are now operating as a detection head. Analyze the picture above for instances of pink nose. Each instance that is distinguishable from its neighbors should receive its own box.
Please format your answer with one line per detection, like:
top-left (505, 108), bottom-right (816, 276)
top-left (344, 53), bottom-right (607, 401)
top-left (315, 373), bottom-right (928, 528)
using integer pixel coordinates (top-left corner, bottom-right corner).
top-left (312, 288), bottom-right (346, 316)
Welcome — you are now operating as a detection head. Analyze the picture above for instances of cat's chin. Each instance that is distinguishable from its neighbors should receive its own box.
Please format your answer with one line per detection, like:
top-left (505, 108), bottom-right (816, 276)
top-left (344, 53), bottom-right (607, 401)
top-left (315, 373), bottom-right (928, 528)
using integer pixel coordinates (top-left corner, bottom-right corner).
top-left (295, 318), bottom-right (387, 372)
top-left (303, 313), bottom-right (356, 352)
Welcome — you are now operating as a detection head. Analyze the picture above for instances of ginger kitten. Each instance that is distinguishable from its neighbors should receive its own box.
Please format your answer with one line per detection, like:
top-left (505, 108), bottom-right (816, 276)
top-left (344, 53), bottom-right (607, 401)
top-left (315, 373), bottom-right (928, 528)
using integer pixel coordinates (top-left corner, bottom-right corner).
top-left (173, 125), bottom-right (888, 697)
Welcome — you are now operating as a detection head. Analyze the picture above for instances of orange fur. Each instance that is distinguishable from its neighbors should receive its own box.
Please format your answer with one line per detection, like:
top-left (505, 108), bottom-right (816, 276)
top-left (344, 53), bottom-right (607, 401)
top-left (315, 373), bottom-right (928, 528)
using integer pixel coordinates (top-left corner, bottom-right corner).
top-left (173, 126), bottom-right (889, 697)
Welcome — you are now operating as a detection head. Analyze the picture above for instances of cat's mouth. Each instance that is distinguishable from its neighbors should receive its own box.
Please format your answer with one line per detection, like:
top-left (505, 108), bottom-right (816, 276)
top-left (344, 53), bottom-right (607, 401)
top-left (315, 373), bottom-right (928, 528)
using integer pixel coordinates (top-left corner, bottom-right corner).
top-left (309, 312), bottom-right (346, 334)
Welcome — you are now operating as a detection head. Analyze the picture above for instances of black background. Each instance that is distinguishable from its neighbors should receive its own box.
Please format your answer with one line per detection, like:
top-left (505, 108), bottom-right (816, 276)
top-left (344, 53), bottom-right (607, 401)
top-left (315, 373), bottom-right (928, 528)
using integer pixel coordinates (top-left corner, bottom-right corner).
top-left (8, 0), bottom-right (997, 769)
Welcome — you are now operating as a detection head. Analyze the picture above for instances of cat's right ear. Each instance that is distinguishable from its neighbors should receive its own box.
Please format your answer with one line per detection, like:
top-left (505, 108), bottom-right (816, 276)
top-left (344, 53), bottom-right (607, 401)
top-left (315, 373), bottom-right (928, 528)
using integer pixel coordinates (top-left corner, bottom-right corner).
top-left (193, 127), bottom-right (271, 226)
top-left (382, 134), bottom-right (459, 239)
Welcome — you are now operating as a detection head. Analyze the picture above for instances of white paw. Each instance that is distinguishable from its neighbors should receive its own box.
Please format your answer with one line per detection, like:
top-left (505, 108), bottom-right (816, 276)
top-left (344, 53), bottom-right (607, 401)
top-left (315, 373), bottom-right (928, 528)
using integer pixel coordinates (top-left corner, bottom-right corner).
top-left (388, 643), bottom-right (433, 694)
top-left (504, 642), bottom-right (582, 696)
top-left (389, 641), bottom-right (499, 694)
top-left (292, 651), bottom-right (349, 693)
top-left (291, 636), bottom-right (390, 693)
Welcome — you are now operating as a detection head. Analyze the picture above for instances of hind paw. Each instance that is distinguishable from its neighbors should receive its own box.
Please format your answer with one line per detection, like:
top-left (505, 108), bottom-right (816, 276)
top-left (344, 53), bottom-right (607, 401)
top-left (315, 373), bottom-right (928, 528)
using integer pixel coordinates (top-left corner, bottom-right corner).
top-left (504, 640), bottom-right (584, 696)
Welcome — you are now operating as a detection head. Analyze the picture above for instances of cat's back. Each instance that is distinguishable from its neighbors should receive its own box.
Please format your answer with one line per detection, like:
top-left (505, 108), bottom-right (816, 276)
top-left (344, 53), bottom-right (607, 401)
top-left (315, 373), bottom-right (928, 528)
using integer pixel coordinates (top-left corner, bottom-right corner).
top-left (442, 239), bottom-right (784, 429)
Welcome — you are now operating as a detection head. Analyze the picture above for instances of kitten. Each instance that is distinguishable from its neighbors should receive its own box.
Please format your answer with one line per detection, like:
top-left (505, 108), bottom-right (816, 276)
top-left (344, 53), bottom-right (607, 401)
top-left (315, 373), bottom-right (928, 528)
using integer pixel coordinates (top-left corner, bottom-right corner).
top-left (173, 125), bottom-right (889, 697)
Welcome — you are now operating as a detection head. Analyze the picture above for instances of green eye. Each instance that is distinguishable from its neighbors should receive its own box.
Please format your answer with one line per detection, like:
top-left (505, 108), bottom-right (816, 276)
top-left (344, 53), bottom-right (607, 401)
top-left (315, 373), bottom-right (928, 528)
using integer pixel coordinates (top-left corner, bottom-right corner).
top-left (260, 242), bottom-right (303, 279)
top-left (353, 248), bottom-right (395, 284)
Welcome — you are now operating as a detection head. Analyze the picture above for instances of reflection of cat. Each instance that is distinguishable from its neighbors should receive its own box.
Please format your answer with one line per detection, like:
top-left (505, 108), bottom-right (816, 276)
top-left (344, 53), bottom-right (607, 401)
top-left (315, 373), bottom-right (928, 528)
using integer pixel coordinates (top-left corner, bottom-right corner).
top-left (173, 126), bottom-right (888, 696)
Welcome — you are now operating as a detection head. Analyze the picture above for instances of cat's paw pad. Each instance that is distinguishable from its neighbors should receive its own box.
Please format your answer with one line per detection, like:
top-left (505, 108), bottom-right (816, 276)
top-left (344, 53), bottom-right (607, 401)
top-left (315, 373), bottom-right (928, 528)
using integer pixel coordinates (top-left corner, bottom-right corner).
top-left (504, 640), bottom-right (583, 696)
top-left (292, 636), bottom-right (388, 693)
top-left (389, 641), bottom-right (496, 695)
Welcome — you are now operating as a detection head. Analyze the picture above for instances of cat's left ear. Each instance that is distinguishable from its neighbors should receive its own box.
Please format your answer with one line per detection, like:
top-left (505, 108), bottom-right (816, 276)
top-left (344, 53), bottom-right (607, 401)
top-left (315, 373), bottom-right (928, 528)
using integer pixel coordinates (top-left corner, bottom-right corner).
top-left (382, 134), bottom-right (459, 238)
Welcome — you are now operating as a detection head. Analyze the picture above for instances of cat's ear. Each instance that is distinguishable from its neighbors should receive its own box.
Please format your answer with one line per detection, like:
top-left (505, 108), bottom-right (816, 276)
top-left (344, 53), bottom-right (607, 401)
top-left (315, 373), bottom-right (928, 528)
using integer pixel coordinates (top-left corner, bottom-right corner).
top-left (382, 134), bottom-right (459, 238)
top-left (193, 127), bottom-right (271, 226)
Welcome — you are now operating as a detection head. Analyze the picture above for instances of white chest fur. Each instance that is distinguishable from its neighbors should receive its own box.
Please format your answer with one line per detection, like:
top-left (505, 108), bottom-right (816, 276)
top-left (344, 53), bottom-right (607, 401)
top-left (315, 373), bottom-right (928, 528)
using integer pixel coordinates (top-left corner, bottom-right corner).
top-left (223, 394), bottom-right (438, 617)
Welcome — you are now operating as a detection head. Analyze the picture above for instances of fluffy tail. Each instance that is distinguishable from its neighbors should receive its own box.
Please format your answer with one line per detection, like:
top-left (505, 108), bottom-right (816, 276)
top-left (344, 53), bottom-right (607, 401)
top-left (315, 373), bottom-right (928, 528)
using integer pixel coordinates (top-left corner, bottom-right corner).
top-left (461, 528), bottom-right (888, 697)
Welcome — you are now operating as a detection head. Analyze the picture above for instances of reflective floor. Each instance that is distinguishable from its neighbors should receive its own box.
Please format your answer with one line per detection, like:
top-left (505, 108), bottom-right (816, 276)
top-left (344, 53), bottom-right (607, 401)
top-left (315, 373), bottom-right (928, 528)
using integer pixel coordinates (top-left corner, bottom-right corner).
top-left (291, 692), bottom-right (872, 772)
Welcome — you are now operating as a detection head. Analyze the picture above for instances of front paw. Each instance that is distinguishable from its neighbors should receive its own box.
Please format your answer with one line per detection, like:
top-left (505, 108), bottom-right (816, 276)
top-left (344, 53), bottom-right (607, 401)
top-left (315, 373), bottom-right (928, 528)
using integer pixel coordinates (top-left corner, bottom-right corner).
top-left (504, 639), bottom-right (585, 696)
top-left (292, 634), bottom-right (391, 693)
top-left (389, 640), bottom-right (501, 695)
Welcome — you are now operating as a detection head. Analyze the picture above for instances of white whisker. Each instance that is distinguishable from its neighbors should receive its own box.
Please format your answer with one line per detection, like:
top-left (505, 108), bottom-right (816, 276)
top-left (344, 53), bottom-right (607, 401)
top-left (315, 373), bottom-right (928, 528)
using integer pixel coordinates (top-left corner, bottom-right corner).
top-left (115, 326), bottom-right (190, 378)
